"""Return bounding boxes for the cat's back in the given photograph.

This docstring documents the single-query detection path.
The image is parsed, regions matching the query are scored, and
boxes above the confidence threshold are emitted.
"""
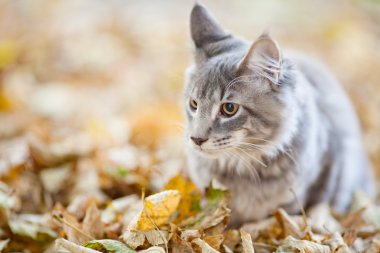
[287,52,362,138]
[287,52,375,208]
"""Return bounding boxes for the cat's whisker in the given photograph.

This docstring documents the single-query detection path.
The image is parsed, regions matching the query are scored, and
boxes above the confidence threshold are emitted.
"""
[232,140,270,155]
[242,137,299,169]
[233,145,268,167]
[229,148,261,189]
[229,149,262,189]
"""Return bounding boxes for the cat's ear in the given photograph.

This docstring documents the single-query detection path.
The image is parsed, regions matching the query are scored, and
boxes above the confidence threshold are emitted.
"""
[190,3,228,49]
[238,33,282,86]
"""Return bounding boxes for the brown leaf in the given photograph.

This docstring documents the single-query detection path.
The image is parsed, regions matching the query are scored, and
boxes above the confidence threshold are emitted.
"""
[274,208,303,239]
[192,238,220,253]
[82,202,104,239]
[53,205,91,244]
[342,228,357,247]
[240,229,255,253]
[323,232,352,253]
[203,234,224,251]
[277,236,331,253]
[170,226,194,253]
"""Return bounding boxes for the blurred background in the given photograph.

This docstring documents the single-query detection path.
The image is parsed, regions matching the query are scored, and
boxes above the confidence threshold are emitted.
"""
[1,0,380,191]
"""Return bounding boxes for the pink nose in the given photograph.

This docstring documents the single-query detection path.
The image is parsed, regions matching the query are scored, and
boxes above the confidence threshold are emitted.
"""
[191,137,208,146]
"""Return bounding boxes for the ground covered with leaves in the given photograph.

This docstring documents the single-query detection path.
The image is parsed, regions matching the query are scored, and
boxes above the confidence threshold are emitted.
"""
[2,141,380,253]
[1,0,380,252]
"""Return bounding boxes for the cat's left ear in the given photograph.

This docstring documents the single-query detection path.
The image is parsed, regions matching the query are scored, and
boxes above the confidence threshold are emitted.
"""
[238,33,282,87]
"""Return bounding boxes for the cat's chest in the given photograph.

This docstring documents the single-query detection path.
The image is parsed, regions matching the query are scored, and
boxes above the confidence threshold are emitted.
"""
[211,156,300,222]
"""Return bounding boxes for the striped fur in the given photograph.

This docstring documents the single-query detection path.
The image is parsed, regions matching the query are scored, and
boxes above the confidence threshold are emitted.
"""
[185,3,375,226]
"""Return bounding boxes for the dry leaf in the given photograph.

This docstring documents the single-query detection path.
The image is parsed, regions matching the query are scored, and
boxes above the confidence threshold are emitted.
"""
[137,190,181,231]
[170,226,194,253]
[55,207,90,244]
[276,236,331,253]
[8,214,57,240]
[55,238,100,253]
[192,238,220,253]
[307,203,342,233]
[101,194,141,224]
[164,174,201,222]
[203,234,224,251]
[139,246,166,253]
[0,239,9,251]
[364,239,380,253]
[82,202,104,239]
[274,208,303,239]
[145,229,169,246]
[122,229,146,249]
[83,239,136,253]
[342,228,357,247]
[323,232,352,253]
[240,230,255,253]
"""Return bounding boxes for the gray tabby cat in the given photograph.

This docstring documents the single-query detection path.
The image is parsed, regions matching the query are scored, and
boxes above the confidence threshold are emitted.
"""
[184,3,375,226]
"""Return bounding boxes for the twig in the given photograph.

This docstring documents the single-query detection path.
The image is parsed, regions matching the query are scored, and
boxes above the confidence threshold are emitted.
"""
[289,187,308,229]
[52,214,95,241]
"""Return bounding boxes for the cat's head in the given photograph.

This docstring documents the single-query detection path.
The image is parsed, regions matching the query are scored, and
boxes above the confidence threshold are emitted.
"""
[185,3,299,159]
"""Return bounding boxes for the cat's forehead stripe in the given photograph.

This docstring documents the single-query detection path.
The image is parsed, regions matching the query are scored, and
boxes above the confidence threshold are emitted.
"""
[197,60,235,100]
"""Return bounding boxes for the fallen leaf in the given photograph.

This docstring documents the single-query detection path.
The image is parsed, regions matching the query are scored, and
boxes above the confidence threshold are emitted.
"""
[100,194,141,225]
[163,174,201,222]
[0,182,20,211]
[121,229,146,249]
[307,203,342,233]
[342,228,357,247]
[0,239,9,251]
[323,232,352,253]
[240,217,280,241]
[8,214,57,240]
[137,190,181,231]
[180,180,230,231]
[144,229,169,246]
[83,239,136,253]
[53,206,91,244]
[192,238,220,253]
[82,202,104,239]
[169,226,194,253]
[350,191,380,227]
[364,238,380,253]
[240,229,255,253]
[276,236,331,253]
[203,234,224,251]
[138,246,166,253]
[39,163,73,193]
[55,238,101,253]
[274,208,303,239]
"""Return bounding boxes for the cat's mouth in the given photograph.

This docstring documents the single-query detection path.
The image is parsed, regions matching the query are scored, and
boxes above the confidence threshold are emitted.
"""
[190,142,231,158]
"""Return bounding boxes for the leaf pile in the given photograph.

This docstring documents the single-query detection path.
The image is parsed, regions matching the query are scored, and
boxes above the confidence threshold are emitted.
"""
[2,160,380,253]
[1,0,380,252]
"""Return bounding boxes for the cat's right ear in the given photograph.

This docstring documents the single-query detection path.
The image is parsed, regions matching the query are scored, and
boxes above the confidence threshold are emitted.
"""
[237,33,282,87]
[190,3,228,56]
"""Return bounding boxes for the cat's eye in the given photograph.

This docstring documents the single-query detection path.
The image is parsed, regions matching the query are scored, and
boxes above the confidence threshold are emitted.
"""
[189,99,198,111]
[221,103,239,117]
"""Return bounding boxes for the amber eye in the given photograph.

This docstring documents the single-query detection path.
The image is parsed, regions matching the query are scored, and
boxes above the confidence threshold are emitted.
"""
[221,103,239,117]
[189,99,198,111]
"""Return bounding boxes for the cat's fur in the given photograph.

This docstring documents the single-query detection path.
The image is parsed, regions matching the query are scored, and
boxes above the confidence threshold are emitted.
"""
[184,3,375,226]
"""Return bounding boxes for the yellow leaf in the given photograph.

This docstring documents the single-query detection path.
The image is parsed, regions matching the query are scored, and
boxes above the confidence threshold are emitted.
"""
[0,40,18,68]
[164,174,201,222]
[137,190,181,231]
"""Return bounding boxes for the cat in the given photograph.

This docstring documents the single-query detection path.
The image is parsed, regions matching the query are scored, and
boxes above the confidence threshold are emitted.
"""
[184,3,375,226]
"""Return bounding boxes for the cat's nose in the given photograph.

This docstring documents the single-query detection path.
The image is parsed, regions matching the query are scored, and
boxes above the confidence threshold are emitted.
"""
[191,137,208,146]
